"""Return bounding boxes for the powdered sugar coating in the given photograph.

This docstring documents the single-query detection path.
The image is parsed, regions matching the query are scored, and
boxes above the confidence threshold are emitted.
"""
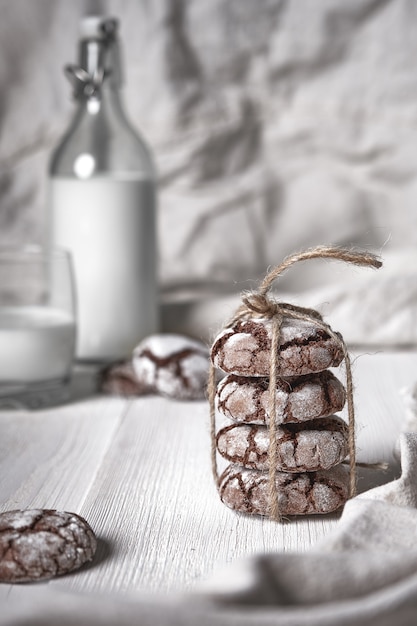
[219,464,349,516]
[216,416,349,472]
[133,333,209,400]
[137,334,205,359]
[211,318,343,377]
[0,509,96,583]
[216,371,346,425]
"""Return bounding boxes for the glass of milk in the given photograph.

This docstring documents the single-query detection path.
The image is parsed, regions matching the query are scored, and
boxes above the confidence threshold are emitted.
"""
[0,246,76,408]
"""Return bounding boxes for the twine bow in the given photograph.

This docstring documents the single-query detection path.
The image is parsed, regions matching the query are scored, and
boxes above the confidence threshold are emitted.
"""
[208,246,382,521]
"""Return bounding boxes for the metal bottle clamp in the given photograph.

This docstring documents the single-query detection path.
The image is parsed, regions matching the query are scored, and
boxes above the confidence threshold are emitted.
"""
[64,18,118,98]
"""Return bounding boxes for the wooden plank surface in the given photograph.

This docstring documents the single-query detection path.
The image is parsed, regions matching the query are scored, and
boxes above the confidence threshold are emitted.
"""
[0,397,128,514]
[1,351,417,601]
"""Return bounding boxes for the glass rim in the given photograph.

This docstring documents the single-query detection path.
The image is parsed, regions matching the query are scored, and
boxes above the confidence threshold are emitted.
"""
[0,246,72,264]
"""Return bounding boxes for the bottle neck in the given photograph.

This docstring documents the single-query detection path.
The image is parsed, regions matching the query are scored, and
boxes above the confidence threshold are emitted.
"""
[67,34,130,127]
[76,79,125,119]
[50,18,154,178]
[81,36,122,90]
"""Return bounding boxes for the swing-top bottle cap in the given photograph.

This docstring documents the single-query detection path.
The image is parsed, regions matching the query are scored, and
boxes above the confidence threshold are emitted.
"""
[65,15,122,97]
[79,16,119,41]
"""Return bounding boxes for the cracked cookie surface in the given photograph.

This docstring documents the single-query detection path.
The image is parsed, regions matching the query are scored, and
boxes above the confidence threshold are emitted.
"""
[0,509,97,583]
[133,334,209,400]
[219,464,349,516]
[216,370,346,425]
[216,416,349,472]
[211,318,343,377]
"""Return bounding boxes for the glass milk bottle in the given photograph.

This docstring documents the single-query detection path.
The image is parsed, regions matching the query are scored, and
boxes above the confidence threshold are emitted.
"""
[49,16,158,362]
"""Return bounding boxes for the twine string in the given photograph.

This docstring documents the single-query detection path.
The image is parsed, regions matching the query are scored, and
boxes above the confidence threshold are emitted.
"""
[209,360,219,486]
[208,246,382,520]
[258,246,382,296]
[267,316,283,521]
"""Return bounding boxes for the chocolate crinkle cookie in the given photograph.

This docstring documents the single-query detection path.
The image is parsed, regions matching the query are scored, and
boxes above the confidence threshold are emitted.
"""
[216,416,349,472]
[0,509,97,583]
[99,334,210,401]
[219,463,349,517]
[211,318,344,377]
[216,370,346,425]
[133,333,210,400]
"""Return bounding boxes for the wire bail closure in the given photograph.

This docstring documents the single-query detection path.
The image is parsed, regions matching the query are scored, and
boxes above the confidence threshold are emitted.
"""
[64,18,118,98]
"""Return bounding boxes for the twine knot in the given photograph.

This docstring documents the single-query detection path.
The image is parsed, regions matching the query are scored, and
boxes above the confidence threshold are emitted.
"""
[240,294,325,324]
[241,293,281,318]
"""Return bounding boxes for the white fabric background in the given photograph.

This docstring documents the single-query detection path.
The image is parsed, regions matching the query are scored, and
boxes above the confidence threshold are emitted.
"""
[0,0,416,344]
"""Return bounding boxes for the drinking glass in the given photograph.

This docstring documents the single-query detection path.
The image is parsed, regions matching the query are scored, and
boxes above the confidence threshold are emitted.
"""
[0,246,76,408]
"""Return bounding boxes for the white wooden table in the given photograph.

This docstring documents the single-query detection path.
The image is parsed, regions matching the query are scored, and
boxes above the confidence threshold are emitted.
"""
[0,350,415,603]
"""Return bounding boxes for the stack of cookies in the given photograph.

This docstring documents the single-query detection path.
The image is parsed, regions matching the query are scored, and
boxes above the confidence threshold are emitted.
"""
[210,316,351,518]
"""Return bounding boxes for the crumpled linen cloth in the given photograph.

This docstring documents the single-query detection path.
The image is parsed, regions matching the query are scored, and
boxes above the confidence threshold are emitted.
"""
[3,434,417,626]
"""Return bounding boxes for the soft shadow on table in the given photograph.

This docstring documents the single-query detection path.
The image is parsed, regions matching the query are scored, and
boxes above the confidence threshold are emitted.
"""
[356,460,401,494]
[67,365,102,404]
[0,364,102,411]
[275,461,402,526]
[84,537,114,572]
[57,537,114,581]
